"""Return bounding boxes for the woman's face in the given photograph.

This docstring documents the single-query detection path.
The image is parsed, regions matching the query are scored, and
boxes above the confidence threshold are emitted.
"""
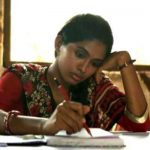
[56,40,106,85]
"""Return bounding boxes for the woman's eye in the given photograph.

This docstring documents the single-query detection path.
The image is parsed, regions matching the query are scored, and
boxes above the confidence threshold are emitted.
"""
[91,60,103,68]
[75,49,87,59]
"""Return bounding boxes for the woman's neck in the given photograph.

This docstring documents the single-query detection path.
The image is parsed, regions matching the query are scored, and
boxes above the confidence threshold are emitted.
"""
[48,61,69,89]
[47,62,69,105]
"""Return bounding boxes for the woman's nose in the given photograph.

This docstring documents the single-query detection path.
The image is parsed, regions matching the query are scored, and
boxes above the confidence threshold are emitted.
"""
[78,60,90,73]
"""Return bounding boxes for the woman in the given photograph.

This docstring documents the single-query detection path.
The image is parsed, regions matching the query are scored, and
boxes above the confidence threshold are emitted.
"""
[0,14,149,135]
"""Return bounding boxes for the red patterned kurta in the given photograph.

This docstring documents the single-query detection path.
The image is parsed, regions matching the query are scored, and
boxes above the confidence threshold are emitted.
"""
[0,63,149,131]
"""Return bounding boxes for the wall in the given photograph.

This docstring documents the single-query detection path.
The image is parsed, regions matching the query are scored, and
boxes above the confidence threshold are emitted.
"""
[0,0,4,67]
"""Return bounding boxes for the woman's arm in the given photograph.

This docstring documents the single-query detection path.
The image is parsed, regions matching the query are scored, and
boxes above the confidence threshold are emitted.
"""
[95,51,149,129]
[0,101,90,135]
[0,70,90,135]
[0,109,60,135]
[0,109,48,135]
[117,51,147,116]
[0,71,49,135]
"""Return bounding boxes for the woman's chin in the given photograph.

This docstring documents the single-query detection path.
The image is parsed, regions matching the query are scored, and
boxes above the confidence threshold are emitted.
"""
[68,79,81,86]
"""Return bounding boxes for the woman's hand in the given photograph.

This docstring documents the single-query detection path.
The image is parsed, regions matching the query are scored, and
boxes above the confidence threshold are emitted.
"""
[95,51,131,83]
[41,101,90,135]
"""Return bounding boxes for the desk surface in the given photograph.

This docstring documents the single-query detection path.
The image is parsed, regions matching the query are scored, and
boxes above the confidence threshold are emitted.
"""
[0,132,149,150]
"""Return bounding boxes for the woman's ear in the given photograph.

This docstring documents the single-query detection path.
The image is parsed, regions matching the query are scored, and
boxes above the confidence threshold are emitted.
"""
[55,35,63,56]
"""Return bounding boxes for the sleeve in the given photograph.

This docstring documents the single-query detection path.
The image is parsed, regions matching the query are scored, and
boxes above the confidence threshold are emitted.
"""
[91,76,126,130]
[0,71,24,113]
[117,108,149,132]
[91,76,149,132]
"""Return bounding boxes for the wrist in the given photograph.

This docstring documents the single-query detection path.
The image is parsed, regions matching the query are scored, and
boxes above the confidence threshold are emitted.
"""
[38,118,48,135]
[3,110,21,134]
[40,119,58,135]
[118,59,136,70]
[116,51,136,70]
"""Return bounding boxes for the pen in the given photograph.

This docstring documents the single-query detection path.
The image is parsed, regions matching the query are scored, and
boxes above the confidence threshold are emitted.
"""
[54,77,92,137]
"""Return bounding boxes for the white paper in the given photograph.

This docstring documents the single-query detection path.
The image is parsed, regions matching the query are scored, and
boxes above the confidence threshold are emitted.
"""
[46,128,124,147]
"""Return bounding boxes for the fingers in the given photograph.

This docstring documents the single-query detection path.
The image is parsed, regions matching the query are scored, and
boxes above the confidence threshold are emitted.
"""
[82,105,90,115]
[58,103,83,131]
[95,71,105,84]
[56,101,87,134]
[95,51,121,84]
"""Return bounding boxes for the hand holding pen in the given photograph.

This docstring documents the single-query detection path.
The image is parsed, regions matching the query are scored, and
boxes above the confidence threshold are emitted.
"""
[54,77,92,137]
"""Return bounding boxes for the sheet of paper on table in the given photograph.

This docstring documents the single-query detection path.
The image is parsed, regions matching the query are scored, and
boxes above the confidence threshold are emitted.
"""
[0,128,125,147]
[46,128,125,147]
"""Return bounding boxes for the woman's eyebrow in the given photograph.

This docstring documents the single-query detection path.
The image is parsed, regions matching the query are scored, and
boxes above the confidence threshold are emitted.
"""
[77,46,104,62]
[77,46,88,53]
[77,46,104,61]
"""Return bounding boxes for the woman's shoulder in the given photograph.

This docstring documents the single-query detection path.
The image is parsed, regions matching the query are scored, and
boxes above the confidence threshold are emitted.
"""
[7,63,47,73]
[3,63,48,80]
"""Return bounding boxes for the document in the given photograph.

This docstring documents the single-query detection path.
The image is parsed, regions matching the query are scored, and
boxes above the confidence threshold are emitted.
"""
[47,128,125,147]
[0,128,125,147]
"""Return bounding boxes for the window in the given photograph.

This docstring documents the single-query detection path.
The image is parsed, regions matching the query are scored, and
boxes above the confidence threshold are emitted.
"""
[4,0,150,70]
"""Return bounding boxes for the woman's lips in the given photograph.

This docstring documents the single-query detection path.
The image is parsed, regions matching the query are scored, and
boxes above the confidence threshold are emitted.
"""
[72,73,83,82]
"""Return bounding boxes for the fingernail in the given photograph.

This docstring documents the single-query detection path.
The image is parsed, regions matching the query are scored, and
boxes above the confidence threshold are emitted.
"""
[82,118,86,123]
